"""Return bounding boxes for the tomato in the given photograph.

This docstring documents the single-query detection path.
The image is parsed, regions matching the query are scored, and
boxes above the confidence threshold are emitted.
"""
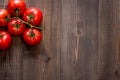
[23,8,43,26]
[0,9,11,27]
[23,28,42,46]
[8,0,26,16]
[0,31,12,50]
[8,18,26,36]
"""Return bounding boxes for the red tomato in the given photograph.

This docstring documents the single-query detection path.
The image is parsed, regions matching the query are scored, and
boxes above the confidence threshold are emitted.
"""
[23,28,42,46]
[8,18,26,36]
[8,0,26,16]
[0,9,11,27]
[23,8,43,26]
[0,31,12,50]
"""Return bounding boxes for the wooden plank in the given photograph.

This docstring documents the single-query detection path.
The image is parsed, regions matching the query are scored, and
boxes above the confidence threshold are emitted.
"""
[61,0,98,80]
[43,0,61,80]
[98,0,120,80]
[112,0,120,79]
[98,0,116,80]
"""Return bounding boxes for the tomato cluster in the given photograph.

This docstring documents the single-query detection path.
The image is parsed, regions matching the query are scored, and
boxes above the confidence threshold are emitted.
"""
[0,0,43,50]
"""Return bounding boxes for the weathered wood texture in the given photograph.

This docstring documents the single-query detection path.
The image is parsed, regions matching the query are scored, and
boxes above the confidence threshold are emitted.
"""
[0,0,120,80]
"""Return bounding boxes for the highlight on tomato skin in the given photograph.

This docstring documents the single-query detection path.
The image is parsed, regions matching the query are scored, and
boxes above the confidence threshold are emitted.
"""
[0,31,12,50]
[8,0,26,16]
[23,7,43,26]
[23,28,42,46]
[0,9,11,27]
[8,18,26,36]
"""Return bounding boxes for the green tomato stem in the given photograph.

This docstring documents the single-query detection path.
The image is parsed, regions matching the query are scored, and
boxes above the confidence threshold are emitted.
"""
[14,17,43,30]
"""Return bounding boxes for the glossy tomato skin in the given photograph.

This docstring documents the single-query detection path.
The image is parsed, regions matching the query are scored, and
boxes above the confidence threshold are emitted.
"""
[23,8,43,26]
[0,9,11,27]
[8,18,26,36]
[23,28,42,46]
[0,31,12,50]
[8,0,26,16]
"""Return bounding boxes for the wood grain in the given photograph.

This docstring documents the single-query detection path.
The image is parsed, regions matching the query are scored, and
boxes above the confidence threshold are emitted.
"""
[0,0,120,80]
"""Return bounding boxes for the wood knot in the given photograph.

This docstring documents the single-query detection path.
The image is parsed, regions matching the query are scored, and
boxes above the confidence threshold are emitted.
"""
[115,70,120,78]
[115,70,119,75]
[46,57,51,63]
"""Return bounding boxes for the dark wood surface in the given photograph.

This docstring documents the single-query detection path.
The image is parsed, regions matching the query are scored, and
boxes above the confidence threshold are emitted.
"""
[0,0,120,80]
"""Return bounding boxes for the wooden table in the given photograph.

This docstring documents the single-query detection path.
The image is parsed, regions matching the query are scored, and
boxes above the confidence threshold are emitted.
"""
[0,0,120,80]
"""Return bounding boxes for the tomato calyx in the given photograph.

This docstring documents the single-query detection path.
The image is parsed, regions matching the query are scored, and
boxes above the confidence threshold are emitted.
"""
[29,29,35,38]
[14,8,20,16]
[0,34,2,38]
[5,16,11,22]
[28,14,34,21]
[29,32,35,38]
[12,23,20,29]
